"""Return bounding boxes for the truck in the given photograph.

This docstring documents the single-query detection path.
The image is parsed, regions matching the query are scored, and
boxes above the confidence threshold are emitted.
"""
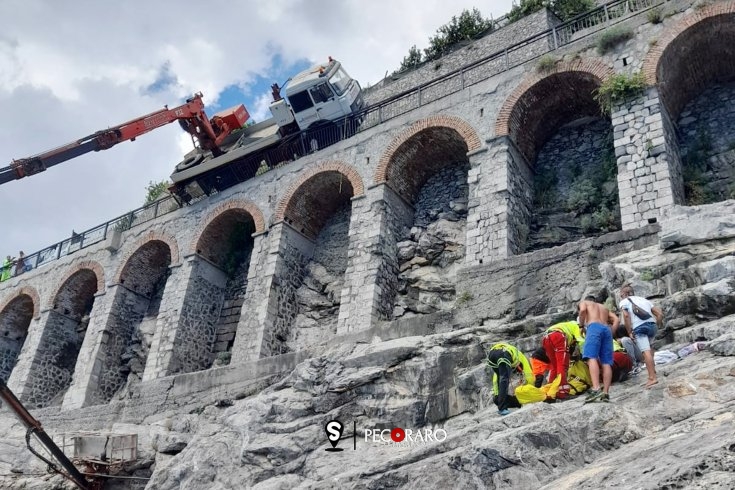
[168,56,364,203]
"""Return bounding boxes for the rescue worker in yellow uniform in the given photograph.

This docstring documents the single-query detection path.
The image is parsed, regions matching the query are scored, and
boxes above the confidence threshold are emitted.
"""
[542,321,585,400]
[486,343,534,416]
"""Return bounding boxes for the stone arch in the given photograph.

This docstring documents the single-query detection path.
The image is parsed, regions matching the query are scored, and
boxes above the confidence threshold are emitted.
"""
[374,115,481,201]
[494,58,615,163]
[23,268,99,408]
[0,286,40,320]
[275,161,364,239]
[47,261,105,309]
[0,290,37,382]
[94,239,173,403]
[113,231,180,284]
[179,200,265,371]
[189,199,266,257]
[642,2,735,205]
[642,1,735,118]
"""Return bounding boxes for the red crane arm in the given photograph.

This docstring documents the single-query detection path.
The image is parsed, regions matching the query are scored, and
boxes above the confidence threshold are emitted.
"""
[0,92,232,185]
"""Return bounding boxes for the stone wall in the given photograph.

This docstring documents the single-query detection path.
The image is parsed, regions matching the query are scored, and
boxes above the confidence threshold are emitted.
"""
[212,255,251,364]
[168,259,226,375]
[0,295,33,382]
[269,227,311,356]
[24,311,85,408]
[678,82,735,203]
[94,285,149,404]
[288,204,350,351]
[364,9,560,105]
[528,117,620,251]
[613,87,682,229]
[394,164,468,317]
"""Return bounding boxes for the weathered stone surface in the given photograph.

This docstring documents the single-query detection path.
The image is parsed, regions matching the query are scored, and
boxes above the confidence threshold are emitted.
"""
[659,201,735,249]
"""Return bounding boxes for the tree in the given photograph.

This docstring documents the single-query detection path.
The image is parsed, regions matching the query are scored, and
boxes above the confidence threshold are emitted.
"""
[397,45,423,73]
[508,0,594,23]
[423,8,493,61]
[144,180,169,205]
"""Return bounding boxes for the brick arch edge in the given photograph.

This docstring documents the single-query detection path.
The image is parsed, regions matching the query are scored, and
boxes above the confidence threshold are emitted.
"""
[188,198,267,255]
[642,1,735,85]
[374,114,482,185]
[0,286,41,320]
[274,161,365,222]
[112,231,181,284]
[494,57,616,138]
[46,260,106,309]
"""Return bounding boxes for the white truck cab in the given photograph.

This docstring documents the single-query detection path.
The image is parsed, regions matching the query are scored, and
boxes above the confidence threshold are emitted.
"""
[269,57,364,131]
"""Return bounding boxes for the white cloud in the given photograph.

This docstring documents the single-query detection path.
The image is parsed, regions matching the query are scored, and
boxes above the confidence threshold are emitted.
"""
[0,0,515,258]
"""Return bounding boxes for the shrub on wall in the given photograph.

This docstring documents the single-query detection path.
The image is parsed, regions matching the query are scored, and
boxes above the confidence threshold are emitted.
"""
[596,26,634,54]
[593,71,647,114]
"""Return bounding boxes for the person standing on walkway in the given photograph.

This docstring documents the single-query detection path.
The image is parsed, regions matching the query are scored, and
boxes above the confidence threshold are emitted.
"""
[619,285,664,389]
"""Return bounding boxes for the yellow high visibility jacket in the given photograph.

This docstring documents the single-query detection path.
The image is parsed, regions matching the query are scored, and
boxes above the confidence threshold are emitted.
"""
[546,321,585,346]
[487,343,534,395]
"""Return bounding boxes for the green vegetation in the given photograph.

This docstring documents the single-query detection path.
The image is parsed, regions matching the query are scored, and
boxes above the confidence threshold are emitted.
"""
[215,351,232,366]
[596,26,634,54]
[144,180,170,205]
[564,133,619,233]
[536,54,559,73]
[647,7,663,24]
[682,127,715,205]
[394,8,492,74]
[508,0,595,23]
[639,269,655,281]
[456,291,474,307]
[593,71,647,114]
[423,8,493,60]
[397,45,423,73]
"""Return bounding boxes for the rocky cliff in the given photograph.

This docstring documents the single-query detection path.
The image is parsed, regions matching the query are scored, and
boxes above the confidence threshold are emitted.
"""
[1,202,735,490]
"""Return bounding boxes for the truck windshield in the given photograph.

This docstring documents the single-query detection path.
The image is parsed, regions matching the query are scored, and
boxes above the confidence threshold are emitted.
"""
[329,68,351,96]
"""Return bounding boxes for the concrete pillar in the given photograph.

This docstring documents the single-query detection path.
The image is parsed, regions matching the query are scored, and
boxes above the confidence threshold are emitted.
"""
[613,86,685,229]
[337,184,413,335]
[465,138,532,266]
[231,224,314,362]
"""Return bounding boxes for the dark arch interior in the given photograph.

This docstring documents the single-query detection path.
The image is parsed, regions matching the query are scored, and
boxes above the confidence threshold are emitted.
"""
[196,209,256,275]
[508,72,603,164]
[385,127,469,203]
[283,171,355,239]
[0,294,34,382]
[657,14,735,121]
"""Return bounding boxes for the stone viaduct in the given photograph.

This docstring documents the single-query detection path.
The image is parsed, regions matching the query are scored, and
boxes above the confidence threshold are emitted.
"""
[1,0,734,412]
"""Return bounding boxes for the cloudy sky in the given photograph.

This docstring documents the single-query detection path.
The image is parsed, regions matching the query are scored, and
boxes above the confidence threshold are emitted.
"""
[0,0,514,261]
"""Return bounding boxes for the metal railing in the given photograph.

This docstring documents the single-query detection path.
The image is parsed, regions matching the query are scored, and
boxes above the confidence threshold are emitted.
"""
[0,195,180,282]
[2,0,666,279]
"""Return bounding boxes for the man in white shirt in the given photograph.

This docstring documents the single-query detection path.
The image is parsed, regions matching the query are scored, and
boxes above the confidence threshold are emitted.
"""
[619,285,664,389]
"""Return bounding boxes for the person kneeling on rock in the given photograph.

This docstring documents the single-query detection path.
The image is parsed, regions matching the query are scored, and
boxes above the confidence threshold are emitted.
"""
[541,320,586,400]
[486,343,534,416]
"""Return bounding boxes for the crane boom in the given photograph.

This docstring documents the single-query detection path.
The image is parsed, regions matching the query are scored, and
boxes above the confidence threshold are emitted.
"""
[0,93,246,186]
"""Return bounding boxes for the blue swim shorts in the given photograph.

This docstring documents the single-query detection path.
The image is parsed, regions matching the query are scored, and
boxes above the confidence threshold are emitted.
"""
[582,322,614,366]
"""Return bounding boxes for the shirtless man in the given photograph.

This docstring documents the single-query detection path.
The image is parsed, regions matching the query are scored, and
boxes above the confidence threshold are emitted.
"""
[578,295,619,403]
